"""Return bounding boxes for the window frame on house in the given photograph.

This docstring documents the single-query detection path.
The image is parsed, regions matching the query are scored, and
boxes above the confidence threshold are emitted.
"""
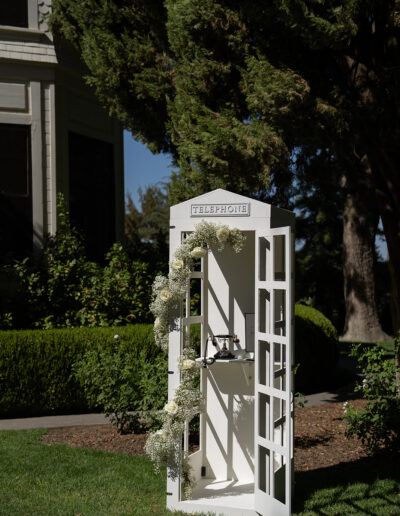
[0,122,33,262]
[0,1,39,31]
[68,130,116,263]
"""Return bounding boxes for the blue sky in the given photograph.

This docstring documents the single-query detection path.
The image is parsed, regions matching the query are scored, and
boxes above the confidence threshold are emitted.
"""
[124,131,173,207]
[123,131,388,259]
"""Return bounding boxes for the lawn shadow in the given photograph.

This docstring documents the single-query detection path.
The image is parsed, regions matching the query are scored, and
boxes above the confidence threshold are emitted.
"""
[293,453,400,515]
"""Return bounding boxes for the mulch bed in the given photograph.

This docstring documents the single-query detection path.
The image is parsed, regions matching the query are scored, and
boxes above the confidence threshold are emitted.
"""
[295,399,368,471]
[42,399,369,471]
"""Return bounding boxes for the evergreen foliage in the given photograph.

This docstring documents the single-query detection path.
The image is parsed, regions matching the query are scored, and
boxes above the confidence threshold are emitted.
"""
[51,0,399,337]
[0,324,160,418]
[125,184,169,267]
[295,304,339,393]
[295,150,345,329]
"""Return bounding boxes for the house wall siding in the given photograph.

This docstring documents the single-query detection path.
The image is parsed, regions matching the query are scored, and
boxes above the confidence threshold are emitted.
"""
[0,0,124,251]
[0,37,57,64]
[41,81,55,234]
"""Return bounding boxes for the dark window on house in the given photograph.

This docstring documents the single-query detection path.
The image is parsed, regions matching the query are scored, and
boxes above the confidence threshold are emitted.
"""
[68,132,115,262]
[0,124,32,263]
[0,1,28,28]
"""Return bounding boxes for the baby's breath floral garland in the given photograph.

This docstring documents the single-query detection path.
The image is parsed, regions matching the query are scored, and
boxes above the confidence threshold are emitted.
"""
[145,221,245,497]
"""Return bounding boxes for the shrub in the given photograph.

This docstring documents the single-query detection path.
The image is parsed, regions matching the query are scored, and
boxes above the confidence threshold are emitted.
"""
[13,195,154,329]
[76,245,154,327]
[13,194,96,328]
[0,325,158,418]
[343,334,400,453]
[295,303,339,393]
[74,325,201,434]
[74,332,168,433]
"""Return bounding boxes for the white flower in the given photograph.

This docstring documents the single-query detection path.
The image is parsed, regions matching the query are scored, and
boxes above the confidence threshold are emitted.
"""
[171,259,184,270]
[154,317,162,330]
[155,429,167,437]
[114,334,119,340]
[160,289,171,301]
[191,247,207,259]
[343,401,349,412]
[164,400,178,414]
[182,359,195,370]
[362,378,368,389]
[216,227,229,242]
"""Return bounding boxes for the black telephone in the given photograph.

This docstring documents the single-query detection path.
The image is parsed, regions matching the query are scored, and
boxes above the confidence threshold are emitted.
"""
[202,334,239,368]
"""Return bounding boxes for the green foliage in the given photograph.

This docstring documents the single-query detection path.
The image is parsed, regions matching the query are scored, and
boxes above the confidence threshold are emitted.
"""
[0,324,156,418]
[125,184,169,268]
[0,327,89,417]
[0,430,176,516]
[343,334,400,453]
[0,311,12,330]
[1,430,400,516]
[14,194,96,328]
[295,304,339,393]
[51,0,399,341]
[51,0,172,154]
[74,331,168,433]
[77,244,154,327]
[294,150,345,330]
[74,324,201,436]
[13,194,153,328]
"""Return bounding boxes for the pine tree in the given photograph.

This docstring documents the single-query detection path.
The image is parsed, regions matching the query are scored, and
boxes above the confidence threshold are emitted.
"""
[52,1,400,345]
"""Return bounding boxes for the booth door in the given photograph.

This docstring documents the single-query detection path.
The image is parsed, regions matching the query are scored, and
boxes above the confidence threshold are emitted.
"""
[254,226,293,516]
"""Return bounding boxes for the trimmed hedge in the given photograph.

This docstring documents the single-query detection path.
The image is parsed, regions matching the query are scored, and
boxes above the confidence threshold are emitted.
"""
[295,304,339,393]
[0,308,335,418]
[0,325,158,418]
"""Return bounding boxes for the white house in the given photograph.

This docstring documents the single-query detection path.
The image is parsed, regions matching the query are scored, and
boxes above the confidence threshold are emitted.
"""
[0,0,124,263]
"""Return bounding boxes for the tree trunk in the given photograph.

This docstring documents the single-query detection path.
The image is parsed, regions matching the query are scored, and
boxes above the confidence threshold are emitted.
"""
[341,170,391,342]
[368,150,400,381]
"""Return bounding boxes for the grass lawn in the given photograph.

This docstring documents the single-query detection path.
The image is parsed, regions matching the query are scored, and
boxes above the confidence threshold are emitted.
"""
[293,461,400,515]
[1,429,399,516]
[338,339,396,359]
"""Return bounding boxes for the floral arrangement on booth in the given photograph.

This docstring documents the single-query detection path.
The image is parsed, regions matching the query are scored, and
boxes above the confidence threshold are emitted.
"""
[145,221,245,497]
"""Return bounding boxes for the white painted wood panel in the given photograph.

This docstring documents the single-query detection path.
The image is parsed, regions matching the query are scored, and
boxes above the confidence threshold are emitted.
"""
[167,189,294,516]
[0,81,27,110]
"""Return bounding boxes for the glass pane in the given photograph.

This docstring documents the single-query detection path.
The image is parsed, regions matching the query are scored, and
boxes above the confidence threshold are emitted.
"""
[188,414,200,455]
[258,236,270,281]
[259,393,270,440]
[258,289,270,333]
[69,132,115,262]
[190,278,201,316]
[189,323,201,354]
[273,289,286,336]
[258,446,270,494]
[259,341,270,386]
[273,398,286,447]
[273,343,286,392]
[0,124,32,262]
[273,452,286,503]
[0,0,28,28]
[274,235,286,281]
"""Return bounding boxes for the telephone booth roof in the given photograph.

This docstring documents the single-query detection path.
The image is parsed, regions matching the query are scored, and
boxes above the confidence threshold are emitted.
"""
[170,189,294,230]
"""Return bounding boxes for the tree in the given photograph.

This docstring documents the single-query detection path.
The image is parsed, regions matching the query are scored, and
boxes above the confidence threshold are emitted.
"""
[295,146,391,340]
[125,184,169,267]
[51,1,399,345]
[294,149,345,330]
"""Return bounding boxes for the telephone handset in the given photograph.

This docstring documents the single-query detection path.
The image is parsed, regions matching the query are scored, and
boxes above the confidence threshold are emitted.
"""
[202,334,239,368]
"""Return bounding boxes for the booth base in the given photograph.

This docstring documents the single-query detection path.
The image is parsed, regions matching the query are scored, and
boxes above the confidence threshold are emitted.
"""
[170,479,258,516]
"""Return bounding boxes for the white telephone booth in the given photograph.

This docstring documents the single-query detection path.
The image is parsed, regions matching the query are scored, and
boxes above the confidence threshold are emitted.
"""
[167,189,294,516]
